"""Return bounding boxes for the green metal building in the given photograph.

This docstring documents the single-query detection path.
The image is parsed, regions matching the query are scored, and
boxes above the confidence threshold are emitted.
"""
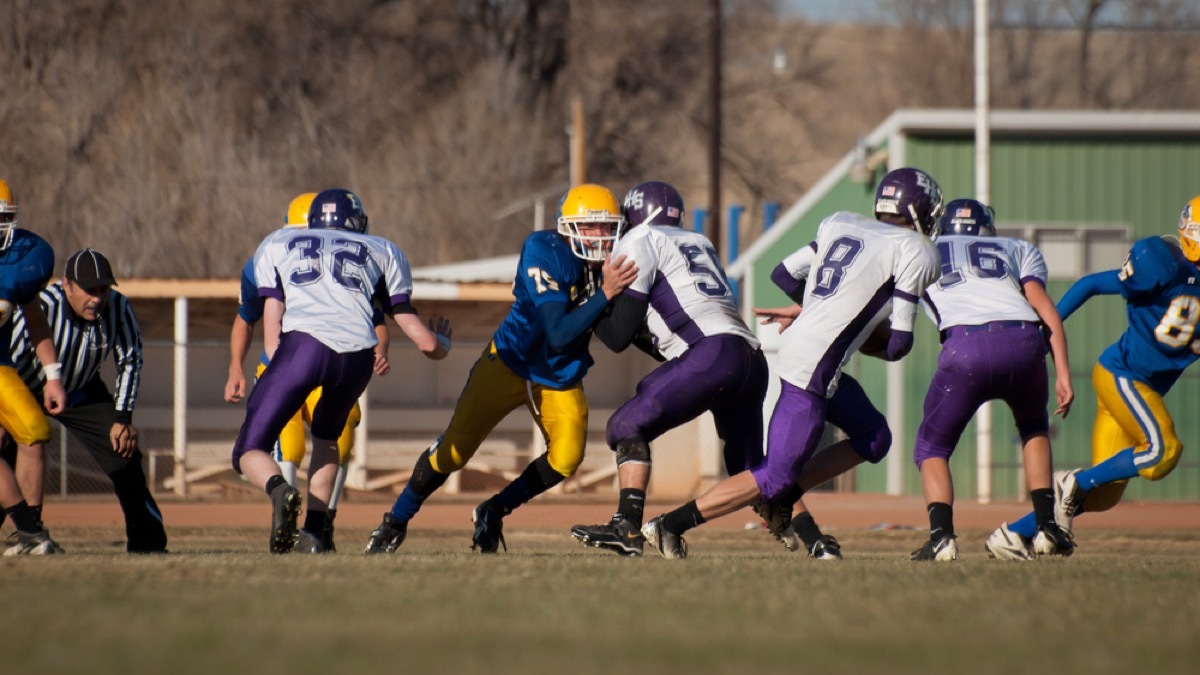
[729,109,1200,502]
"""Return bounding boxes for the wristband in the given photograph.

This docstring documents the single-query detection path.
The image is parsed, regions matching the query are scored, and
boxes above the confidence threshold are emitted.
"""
[43,363,63,381]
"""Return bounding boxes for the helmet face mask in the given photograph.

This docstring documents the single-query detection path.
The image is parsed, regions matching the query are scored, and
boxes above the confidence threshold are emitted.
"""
[873,167,944,238]
[937,199,996,238]
[308,189,368,233]
[1179,196,1200,264]
[557,184,625,262]
[0,179,19,251]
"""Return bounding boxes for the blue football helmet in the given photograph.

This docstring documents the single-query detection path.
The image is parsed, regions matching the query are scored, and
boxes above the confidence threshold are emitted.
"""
[937,199,996,237]
[874,167,944,237]
[308,188,368,233]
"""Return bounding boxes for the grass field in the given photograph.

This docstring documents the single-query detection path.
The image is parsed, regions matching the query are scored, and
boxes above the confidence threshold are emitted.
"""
[3,521,1199,675]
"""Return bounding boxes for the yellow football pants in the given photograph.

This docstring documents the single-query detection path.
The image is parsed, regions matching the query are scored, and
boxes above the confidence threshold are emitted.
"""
[429,342,588,478]
[256,362,358,465]
[0,366,51,446]
[1085,363,1183,511]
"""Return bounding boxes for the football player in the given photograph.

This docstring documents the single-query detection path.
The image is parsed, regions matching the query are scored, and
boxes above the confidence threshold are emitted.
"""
[224,192,390,552]
[233,188,450,554]
[988,195,1200,557]
[641,168,942,559]
[570,180,768,557]
[365,184,638,554]
[0,178,67,554]
[904,199,1073,562]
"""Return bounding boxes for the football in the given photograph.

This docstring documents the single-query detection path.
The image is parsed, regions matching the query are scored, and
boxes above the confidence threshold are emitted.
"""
[858,319,891,358]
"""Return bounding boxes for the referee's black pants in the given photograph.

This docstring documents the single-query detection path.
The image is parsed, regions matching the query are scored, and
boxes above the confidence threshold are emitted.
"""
[2,376,168,552]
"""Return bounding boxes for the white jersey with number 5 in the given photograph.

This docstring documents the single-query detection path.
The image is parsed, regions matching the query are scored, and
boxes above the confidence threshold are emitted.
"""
[615,225,758,360]
[775,211,939,396]
[253,227,413,353]
[921,235,1045,330]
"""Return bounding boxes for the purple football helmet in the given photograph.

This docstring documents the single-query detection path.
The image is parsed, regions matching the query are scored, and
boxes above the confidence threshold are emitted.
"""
[308,188,368,233]
[623,181,685,228]
[937,199,996,237]
[873,168,944,237]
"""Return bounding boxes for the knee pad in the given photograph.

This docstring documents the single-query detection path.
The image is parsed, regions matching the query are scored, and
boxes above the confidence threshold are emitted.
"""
[852,424,892,464]
[1138,439,1182,481]
[614,436,651,467]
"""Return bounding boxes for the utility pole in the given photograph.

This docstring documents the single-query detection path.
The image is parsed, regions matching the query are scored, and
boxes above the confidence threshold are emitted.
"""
[708,0,723,262]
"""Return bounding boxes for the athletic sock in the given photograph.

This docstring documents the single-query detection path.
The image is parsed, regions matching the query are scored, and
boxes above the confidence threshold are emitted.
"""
[4,501,40,533]
[389,451,449,522]
[493,454,565,515]
[265,474,288,497]
[661,501,706,536]
[1009,512,1037,539]
[1075,449,1139,491]
[927,502,954,540]
[1030,488,1055,530]
[303,509,328,534]
[618,488,646,528]
[791,511,824,551]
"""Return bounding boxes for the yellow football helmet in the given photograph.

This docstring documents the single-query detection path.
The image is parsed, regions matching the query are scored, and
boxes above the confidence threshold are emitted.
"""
[1179,195,1200,264]
[0,179,19,250]
[557,184,625,262]
[285,192,318,228]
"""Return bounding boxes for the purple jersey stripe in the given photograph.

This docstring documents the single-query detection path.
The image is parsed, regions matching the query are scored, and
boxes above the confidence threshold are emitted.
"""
[808,281,894,396]
[649,271,706,346]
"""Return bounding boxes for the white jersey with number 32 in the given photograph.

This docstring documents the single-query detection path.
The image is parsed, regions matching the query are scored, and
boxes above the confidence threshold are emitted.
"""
[775,211,939,396]
[253,227,413,353]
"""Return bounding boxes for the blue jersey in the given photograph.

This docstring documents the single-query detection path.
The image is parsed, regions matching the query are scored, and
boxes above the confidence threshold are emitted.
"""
[0,230,55,368]
[1060,237,1200,395]
[492,230,597,388]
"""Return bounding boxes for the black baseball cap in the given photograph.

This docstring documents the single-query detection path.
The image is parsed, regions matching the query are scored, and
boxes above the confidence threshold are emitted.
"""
[65,248,118,288]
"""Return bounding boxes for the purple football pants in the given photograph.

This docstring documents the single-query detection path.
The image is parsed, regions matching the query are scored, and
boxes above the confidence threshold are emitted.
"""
[606,334,768,475]
[913,321,1049,466]
[231,331,374,473]
[752,374,890,500]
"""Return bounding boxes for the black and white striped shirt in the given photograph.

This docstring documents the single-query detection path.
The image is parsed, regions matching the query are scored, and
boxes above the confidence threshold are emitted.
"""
[10,282,143,416]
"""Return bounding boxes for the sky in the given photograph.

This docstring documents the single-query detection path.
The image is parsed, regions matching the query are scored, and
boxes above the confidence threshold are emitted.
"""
[781,0,888,23]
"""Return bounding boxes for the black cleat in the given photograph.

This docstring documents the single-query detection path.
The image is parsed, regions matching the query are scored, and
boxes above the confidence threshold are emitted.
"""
[571,513,645,557]
[364,513,408,554]
[471,500,507,554]
[269,483,302,554]
[809,534,844,560]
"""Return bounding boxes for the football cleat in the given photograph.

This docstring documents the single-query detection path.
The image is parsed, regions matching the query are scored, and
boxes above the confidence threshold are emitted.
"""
[1053,469,1085,534]
[3,528,64,556]
[295,529,327,554]
[641,516,688,560]
[752,498,801,552]
[364,513,408,554]
[1032,523,1075,558]
[985,523,1034,561]
[471,500,507,554]
[808,534,843,560]
[910,534,958,562]
[268,483,302,554]
[570,513,644,557]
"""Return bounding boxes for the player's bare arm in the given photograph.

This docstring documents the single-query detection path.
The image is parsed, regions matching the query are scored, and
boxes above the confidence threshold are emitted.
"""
[753,304,801,333]
[21,300,66,415]
[372,323,392,376]
[393,312,451,360]
[1024,279,1074,418]
[225,315,254,403]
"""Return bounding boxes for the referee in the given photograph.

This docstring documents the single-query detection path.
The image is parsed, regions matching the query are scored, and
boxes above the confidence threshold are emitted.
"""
[2,248,167,553]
